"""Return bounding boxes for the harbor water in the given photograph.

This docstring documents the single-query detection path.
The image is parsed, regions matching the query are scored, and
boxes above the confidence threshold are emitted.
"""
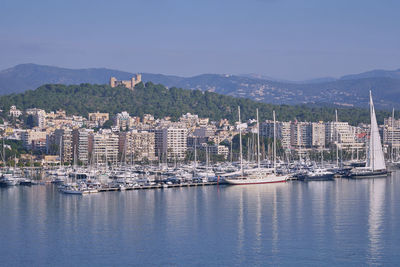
[1,173,400,266]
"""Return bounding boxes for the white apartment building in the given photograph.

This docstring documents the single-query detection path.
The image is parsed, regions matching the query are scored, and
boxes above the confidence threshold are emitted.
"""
[73,128,93,165]
[311,122,325,148]
[9,106,22,117]
[291,122,312,148]
[122,130,156,162]
[21,129,47,151]
[383,118,400,149]
[155,126,188,160]
[92,131,119,165]
[54,128,73,163]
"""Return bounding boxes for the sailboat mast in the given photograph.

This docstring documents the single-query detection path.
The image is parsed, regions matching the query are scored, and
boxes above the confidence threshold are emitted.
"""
[256,109,261,169]
[59,136,62,167]
[273,110,276,169]
[238,106,244,176]
[194,137,197,169]
[391,108,395,162]
[2,138,5,165]
[370,90,374,171]
[230,139,233,163]
[335,109,339,167]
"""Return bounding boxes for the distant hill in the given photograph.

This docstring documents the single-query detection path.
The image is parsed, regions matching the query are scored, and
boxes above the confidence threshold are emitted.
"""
[0,82,393,125]
[0,63,184,95]
[341,69,400,80]
[1,63,400,109]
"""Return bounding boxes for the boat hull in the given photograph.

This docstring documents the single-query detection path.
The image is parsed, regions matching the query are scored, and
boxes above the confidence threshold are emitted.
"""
[224,176,288,185]
[298,174,335,181]
[349,170,389,179]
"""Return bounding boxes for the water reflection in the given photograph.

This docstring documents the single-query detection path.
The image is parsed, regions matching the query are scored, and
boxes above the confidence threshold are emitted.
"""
[367,178,386,264]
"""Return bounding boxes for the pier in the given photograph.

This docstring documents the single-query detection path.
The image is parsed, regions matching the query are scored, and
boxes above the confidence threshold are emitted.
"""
[98,181,219,192]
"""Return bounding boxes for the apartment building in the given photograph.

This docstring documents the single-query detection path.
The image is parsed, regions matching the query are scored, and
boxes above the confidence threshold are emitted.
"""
[53,128,73,163]
[155,126,188,160]
[91,130,119,164]
[120,130,156,162]
[72,128,93,165]
[311,122,325,148]
[21,129,47,151]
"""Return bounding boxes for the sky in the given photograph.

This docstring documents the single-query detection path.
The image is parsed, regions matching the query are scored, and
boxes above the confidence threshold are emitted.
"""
[1,0,399,80]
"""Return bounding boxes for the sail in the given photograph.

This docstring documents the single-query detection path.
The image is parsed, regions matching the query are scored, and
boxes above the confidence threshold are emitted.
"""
[366,91,386,171]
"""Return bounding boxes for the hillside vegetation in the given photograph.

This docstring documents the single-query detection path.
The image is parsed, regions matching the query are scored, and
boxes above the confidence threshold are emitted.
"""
[0,82,393,124]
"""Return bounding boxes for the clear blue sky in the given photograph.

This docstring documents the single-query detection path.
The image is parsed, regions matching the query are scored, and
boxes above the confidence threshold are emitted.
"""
[1,0,399,80]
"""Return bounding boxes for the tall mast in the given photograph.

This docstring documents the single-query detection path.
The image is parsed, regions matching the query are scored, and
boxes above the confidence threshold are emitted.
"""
[391,108,395,162]
[370,90,374,171]
[59,135,62,167]
[105,144,108,170]
[335,109,339,167]
[194,137,197,169]
[230,139,233,163]
[2,137,5,165]
[238,106,244,176]
[273,110,276,169]
[256,108,261,169]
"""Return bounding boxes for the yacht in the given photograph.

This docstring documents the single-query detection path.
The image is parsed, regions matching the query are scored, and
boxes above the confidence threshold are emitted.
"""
[350,91,388,178]
[224,108,288,185]
[0,173,18,186]
[297,167,335,181]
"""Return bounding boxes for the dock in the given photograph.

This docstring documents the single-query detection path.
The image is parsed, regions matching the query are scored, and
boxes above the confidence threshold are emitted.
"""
[98,182,219,192]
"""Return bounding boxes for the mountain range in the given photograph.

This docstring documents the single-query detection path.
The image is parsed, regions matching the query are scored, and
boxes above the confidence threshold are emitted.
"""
[1,63,400,109]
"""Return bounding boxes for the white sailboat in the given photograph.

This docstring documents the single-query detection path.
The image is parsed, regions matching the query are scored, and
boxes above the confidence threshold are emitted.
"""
[350,91,388,178]
[224,108,288,185]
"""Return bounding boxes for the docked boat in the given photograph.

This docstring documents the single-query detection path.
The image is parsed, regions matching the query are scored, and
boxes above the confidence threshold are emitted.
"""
[0,174,18,186]
[224,168,288,185]
[18,178,33,186]
[297,168,335,181]
[350,91,388,179]
[59,183,99,195]
[224,108,288,185]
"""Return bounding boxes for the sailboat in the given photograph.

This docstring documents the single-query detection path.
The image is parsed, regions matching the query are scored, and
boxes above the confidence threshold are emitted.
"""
[224,108,288,185]
[350,91,388,178]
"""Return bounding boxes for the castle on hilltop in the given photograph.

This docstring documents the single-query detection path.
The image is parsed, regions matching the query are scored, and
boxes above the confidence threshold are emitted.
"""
[110,74,142,90]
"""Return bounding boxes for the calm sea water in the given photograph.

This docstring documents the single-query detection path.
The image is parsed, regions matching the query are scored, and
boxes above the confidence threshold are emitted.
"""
[1,174,400,266]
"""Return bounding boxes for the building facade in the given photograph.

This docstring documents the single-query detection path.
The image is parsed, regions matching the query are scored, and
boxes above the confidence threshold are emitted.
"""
[155,126,188,160]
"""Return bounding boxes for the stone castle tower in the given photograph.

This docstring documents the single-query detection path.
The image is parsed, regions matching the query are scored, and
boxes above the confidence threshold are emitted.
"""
[110,74,142,90]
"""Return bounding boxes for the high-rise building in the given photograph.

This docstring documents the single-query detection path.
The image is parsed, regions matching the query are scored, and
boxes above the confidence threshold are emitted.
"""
[311,122,325,148]
[72,128,93,165]
[120,130,156,162]
[383,117,400,149]
[21,129,47,151]
[54,128,73,163]
[155,126,188,160]
[291,122,312,148]
[91,130,119,165]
